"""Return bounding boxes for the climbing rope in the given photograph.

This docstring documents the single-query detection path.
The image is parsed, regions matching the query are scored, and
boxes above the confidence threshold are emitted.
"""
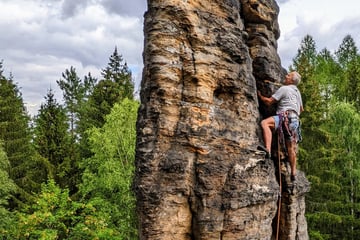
[275,111,296,239]
[275,135,282,240]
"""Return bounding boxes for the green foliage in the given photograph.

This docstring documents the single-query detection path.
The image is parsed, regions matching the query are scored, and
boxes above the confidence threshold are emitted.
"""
[1,51,138,237]
[12,180,121,239]
[290,35,327,174]
[79,98,139,239]
[291,34,360,239]
[0,141,17,236]
[84,47,135,130]
[307,212,342,239]
[0,68,47,207]
[57,66,81,135]
[78,48,134,161]
[101,46,134,100]
[56,67,97,194]
[332,35,360,111]
[78,47,135,159]
[0,141,16,204]
[57,66,95,143]
[324,102,360,149]
[335,35,358,68]
[84,79,122,128]
[33,89,73,189]
[309,230,330,240]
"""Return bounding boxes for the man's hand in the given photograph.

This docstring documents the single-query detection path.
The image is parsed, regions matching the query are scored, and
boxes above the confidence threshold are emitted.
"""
[257,90,262,98]
[257,91,276,106]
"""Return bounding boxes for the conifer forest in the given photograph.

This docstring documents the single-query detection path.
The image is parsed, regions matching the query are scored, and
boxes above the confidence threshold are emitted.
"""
[1,34,360,239]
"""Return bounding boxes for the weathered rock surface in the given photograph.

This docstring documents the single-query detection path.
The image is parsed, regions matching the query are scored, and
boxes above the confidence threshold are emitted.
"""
[134,0,310,239]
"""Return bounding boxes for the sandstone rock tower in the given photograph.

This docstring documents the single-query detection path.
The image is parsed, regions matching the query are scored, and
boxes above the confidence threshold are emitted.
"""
[134,1,310,239]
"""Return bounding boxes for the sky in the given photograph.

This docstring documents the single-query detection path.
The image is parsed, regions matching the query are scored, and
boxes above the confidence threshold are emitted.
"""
[1,0,360,116]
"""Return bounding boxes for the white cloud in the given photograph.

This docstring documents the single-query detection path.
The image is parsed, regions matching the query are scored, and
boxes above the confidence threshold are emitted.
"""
[0,0,146,115]
[277,0,360,68]
[1,0,360,116]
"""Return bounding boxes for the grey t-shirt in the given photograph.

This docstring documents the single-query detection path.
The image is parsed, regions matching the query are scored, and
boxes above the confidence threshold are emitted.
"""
[272,85,303,115]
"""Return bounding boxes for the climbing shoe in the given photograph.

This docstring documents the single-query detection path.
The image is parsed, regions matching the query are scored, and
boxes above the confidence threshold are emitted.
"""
[288,175,297,195]
[291,175,296,182]
[257,145,271,159]
[287,183,295,195]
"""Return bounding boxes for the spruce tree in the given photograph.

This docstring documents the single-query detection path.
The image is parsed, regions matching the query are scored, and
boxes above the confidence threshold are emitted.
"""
[291,34,360,239]
[101,46,134,100]
[56,67,95,194]
[81,47,135,134]
[0,63,47,207]
[77,72,98,159]
[291,34,326,173]
[56,66,83,141]
[290,36,336,239]
[84,79,122,128]
[308,102,360,239]
[334,35,360,110]
[33,89,72,189]
[0,141,16,236]
[335,35,358,68]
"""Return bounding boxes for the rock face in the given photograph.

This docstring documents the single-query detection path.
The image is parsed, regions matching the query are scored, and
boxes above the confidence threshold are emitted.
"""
[134,0,310,239]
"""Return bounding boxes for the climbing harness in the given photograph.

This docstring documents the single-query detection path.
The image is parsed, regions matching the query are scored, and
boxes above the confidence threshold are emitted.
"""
[277,110,302,153]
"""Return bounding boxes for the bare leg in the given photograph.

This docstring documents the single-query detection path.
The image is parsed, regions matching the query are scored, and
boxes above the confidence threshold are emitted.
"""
[286,140,297,178]
[260,117,275,152]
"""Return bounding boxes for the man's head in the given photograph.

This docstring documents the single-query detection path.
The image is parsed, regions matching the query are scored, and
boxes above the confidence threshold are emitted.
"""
[284,71,301,86]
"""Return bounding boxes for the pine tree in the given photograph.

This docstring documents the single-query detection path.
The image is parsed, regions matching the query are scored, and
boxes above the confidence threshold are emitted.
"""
[0,63,47,207]
[291,34,360,239]
[333,35,360,106]
[307,102,360,239]
[335,35,358,68]
[56,66,83,141]
[346,56,360,111]
[290,35,326,173]
[56,67,97,193]
[84,79,122,128]
[77,72,98,159]
[101,46,134,100]
[333,35,360,111]
[33,89,72,189]
[290,36,338,239]
[81,47,135,132]
[316,48,341,109]
[0,141,17,236]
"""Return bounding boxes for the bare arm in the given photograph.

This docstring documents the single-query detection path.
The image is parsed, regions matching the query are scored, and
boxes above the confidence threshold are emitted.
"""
[257,91,277,106]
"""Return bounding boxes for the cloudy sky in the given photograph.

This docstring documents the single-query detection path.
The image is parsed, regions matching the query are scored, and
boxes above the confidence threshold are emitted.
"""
[1,0,360,115]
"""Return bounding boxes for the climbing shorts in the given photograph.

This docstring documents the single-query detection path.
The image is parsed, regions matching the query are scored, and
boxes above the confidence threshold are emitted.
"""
[273,114,302,143]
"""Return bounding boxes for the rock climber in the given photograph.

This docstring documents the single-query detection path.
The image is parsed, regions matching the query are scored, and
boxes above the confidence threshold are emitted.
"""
[257,71,303,182]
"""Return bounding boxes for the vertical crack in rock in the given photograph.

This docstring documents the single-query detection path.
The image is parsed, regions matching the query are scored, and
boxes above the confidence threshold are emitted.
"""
[135,1,310,239]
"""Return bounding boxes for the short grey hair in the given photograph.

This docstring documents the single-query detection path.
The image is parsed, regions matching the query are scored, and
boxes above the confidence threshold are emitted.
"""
[292,71,301,85]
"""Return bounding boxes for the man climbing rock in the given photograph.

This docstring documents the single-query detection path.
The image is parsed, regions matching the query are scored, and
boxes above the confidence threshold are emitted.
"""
[257,71,303,182]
